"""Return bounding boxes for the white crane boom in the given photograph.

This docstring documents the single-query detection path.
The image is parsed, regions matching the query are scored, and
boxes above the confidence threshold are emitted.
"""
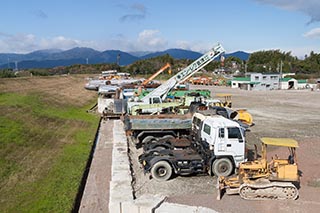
[141,43,225,104]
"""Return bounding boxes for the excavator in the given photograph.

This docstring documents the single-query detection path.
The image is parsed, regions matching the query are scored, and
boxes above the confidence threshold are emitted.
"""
[135,63,171,97]
[217,137,300,200]
[141,63,171,86]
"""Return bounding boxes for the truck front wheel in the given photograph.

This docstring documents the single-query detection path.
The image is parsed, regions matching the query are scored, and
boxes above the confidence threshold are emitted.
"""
[212,158,233,177]
[151,161,172,181]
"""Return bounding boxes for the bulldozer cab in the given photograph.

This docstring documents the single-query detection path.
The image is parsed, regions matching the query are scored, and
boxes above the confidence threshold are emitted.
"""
[260,137,299,181]
[217,137,300,200]
[216,93,232,108]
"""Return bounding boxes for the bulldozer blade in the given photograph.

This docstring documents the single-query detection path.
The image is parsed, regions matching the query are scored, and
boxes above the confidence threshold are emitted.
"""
[217,188,221,200]
[216,176,224,200]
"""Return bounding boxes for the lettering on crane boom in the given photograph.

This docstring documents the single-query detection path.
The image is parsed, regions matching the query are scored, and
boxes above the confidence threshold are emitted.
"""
[175,50,219,81]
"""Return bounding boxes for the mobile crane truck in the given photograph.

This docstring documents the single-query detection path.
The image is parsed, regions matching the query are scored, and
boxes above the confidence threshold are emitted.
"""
[127,43,225,115]
[138,113,246,181]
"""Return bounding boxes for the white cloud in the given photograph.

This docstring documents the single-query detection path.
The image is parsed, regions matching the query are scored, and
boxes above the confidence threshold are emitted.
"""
[0,33,90,53]
[303,27,320,38]
[175,40,191,50]
[175,40,215,53]
[136,30,167,50]
[0,33,37,53]
[0,30,212,54]
[253,0,320,23]
[39,36,79,49]
[0,30,166,53]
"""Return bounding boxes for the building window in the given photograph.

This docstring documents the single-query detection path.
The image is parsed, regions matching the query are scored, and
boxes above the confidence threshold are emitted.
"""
[255,76,259,81]
[270,76,278,80]
[263,76,267,79]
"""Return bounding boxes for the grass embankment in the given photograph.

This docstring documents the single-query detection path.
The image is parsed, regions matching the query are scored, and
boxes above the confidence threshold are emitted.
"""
[0,87,99,212]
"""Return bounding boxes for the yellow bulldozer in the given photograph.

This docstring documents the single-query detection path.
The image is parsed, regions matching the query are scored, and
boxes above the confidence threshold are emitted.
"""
[217,137,300,200]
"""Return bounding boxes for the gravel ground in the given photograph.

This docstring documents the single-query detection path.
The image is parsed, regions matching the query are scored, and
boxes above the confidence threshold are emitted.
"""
[129,85,320,213]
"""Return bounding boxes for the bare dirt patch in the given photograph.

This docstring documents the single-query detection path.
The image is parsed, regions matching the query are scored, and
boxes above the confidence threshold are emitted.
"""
[0,75,96,107]
[130,85,320,213]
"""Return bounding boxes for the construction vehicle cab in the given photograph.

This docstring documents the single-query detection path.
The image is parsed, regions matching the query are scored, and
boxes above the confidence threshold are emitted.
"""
[216,93,232,108]
[263,138,298,181]
[217,137,299,200]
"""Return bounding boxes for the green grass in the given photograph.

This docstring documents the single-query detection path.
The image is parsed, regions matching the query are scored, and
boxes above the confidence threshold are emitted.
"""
[0,92,99,212]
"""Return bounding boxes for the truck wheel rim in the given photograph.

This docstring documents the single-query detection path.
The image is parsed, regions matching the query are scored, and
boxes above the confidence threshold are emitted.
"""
[158,168,167,176]
[218,164,228,173]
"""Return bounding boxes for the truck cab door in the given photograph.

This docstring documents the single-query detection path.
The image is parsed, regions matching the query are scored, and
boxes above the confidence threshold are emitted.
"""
[200,123,212,144]
[225,127,245,166]
[216,128,227,153]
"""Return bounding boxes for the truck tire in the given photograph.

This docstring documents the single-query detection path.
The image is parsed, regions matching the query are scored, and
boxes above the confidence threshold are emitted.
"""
[161,135,174,140]
[142,136,157,144]
[151,161,172,181]
[152,146,167,151]
[212,158,233,177]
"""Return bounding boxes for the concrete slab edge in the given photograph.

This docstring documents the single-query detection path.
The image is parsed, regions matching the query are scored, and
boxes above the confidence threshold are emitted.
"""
[155,202,218,213]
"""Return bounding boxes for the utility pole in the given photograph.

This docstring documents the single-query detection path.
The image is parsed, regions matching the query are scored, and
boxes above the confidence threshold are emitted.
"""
[278,60,283,90]
[117,54,121,66]
[244,62,247,76]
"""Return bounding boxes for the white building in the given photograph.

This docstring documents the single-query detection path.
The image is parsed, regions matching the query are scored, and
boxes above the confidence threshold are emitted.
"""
[231,73,308,90]
[231,73,281,90]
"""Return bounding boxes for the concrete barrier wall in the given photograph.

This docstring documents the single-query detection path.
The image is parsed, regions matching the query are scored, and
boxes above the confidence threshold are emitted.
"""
[109,120,134,212]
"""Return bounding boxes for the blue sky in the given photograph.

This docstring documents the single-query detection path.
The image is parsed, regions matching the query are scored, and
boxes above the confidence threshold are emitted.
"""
[0,0,320,58]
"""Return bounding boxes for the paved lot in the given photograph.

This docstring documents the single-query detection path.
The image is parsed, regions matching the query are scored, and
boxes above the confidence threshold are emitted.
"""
[80,85,320,213]
[130,85,320,213]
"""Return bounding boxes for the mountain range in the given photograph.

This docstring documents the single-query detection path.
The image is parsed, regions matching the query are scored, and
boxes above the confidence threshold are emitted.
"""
[0,47,250,69]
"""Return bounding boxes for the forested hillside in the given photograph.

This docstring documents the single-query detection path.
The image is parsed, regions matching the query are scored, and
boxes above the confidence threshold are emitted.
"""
[1,50,320,78]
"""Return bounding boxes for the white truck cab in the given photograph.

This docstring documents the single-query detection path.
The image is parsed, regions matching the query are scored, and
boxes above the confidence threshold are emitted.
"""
[192,112,246,167]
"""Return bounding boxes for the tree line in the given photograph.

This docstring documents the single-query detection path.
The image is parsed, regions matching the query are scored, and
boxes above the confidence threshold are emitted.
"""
[1,50,320,78]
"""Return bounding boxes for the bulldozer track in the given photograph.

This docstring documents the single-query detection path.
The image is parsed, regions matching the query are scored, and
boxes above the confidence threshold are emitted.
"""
[239,181,299,200]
